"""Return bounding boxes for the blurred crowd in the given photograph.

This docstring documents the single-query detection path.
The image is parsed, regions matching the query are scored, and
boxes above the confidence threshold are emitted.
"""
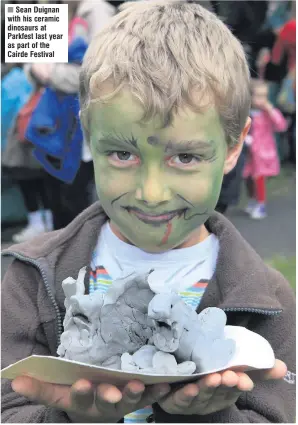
[1,0,296,242]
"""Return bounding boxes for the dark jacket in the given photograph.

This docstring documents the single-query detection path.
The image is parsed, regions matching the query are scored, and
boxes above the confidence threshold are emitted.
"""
[216,148,246,208]
[214,1,268,45]
[1,202,296,423]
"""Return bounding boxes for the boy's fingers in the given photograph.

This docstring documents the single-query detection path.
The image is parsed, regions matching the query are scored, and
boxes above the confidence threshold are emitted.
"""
[70,379,95,410]
[264,360,287,380]
[221,386,242,403]
[120,380,145,405]
[220,370,239,387]
[12,376,34,397]
[94,384,122,417]
[235,373,254,391]
[141,383,171,407]
[247,360,287,382]
[12,376,71,409]
[170,383,199,408]
[197,372,222,391]
[96,383,122,404]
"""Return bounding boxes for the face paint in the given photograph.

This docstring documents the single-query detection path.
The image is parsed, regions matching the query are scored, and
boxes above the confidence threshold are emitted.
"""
[147,136,160,146]
[89,89,227,253]
[159,222,173,246]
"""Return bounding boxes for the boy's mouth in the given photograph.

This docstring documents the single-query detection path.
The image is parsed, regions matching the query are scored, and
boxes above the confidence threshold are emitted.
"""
[124,207,186,225]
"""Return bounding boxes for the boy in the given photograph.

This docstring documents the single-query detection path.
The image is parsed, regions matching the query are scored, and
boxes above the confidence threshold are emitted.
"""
[2,1,295,423]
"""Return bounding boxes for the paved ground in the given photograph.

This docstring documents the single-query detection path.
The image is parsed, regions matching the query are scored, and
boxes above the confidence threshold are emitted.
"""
[226,172,296,259]
[1,166,295,279]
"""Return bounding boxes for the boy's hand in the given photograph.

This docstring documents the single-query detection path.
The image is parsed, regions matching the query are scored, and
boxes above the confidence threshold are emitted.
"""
[158,359,287,416]
[11,376,170,423]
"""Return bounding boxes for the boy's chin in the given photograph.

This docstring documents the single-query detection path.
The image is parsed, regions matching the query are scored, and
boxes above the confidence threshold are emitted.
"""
[111,226,184,252]
[136,241,176,254]
[121,232,197,253]
[109,217,209,252]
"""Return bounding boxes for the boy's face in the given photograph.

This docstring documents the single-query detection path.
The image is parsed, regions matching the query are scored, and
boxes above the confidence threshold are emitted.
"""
[89,89,245,253]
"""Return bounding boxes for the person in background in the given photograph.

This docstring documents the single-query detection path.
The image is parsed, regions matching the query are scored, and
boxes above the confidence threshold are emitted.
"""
[271,6,296,165]
[259,1,295,162]
[1,65,54,242]
[215,148,245,215]
[243,80,287,219]
[27,0,116,230]
[251,0,293,80]
[211,0,268,76]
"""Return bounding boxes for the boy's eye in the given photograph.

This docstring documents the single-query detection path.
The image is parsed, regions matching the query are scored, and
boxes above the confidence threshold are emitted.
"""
[108,151,140,166]
[115,151,132,160]
[169,154,201,166]
[177,154,194,164]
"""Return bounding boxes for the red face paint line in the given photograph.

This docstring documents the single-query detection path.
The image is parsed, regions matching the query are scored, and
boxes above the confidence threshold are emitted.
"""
[159,222,172,246]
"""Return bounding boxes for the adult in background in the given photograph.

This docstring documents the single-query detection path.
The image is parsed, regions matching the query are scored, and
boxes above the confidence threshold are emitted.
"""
[27,0,116,230]
[271,5,296,165]
[211,0,268,76]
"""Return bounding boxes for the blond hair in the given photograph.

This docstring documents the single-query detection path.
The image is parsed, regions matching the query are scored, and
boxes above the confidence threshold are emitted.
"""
[80,0,251,147]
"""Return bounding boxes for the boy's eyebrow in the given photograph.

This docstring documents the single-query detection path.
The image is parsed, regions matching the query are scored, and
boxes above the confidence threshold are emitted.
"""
[98,133,138,149]
[164,139,216,153]
[147,136,216,152]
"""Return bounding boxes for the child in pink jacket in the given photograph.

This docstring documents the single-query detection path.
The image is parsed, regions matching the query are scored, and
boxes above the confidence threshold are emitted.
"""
[243,80,287,219]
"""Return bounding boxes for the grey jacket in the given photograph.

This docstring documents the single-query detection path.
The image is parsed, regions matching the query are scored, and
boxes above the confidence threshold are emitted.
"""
[1,202,296,423]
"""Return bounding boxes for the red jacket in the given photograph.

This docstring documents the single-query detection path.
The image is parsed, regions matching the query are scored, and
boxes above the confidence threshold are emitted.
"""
[272,19,296,71]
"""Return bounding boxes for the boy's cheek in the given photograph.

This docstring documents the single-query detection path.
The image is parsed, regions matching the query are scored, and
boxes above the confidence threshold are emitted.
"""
[94,164,135,203]
[175,173,222,208]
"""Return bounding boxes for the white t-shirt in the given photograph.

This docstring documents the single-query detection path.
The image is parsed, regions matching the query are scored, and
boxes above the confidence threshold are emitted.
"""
[89,222,220,423]
[91,222,219,294]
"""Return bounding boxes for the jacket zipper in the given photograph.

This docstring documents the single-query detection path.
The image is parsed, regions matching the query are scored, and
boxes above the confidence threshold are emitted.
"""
[2,251,63,347]
[223,307,282,315]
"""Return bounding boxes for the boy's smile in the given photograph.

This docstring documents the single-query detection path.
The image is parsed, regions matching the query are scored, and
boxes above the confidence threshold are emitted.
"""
[123,206,186,226]
[89,89,233,253]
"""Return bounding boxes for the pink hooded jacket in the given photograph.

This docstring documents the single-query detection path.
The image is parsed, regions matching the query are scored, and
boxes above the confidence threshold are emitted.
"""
[243,108,287,178]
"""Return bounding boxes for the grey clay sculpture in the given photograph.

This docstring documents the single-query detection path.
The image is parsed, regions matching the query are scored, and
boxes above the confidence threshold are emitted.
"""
[57,268,236,375]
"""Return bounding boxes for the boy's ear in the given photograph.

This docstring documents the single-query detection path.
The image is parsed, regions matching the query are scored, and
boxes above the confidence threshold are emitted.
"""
[223,117,251,175]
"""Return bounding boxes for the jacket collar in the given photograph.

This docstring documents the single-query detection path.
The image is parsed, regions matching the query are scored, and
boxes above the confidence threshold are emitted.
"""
[198,213,282,312]
[3,202,282,314]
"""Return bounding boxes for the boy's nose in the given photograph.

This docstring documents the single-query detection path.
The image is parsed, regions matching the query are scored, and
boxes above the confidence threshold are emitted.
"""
[135,171,172,206]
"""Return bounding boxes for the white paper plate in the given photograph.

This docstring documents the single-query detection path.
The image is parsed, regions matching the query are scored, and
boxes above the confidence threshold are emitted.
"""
[1,326,275,386]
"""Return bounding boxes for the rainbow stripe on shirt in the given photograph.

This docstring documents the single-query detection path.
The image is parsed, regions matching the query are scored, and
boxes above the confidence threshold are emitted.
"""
[89,267,112,293]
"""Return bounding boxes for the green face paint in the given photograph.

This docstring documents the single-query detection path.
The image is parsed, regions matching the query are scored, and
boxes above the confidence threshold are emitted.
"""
[89,90,227,253]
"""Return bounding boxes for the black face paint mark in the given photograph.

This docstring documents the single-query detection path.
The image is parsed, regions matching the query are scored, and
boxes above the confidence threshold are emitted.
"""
[147,136,160,146]
[164,139,217,162]
[129,134,138,148]
[183,208,209,221]
[177,194,194,207]
[165,140,174,152]
[177,194,208,220]
[111,192,130,206]
[104,132,138,149]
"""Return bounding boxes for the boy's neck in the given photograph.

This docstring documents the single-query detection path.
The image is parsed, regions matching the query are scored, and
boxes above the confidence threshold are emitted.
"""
[109,221,210,250]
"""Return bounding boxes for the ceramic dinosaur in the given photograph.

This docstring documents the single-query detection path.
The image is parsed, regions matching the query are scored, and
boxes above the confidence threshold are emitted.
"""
[57,267,235,374]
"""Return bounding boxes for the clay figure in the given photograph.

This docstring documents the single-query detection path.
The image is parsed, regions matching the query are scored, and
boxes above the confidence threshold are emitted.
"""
[58,267,235,375]
[148,293,236,372]
[120,346,196,375]
[57,267,105,364]
[58,269,156,368]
